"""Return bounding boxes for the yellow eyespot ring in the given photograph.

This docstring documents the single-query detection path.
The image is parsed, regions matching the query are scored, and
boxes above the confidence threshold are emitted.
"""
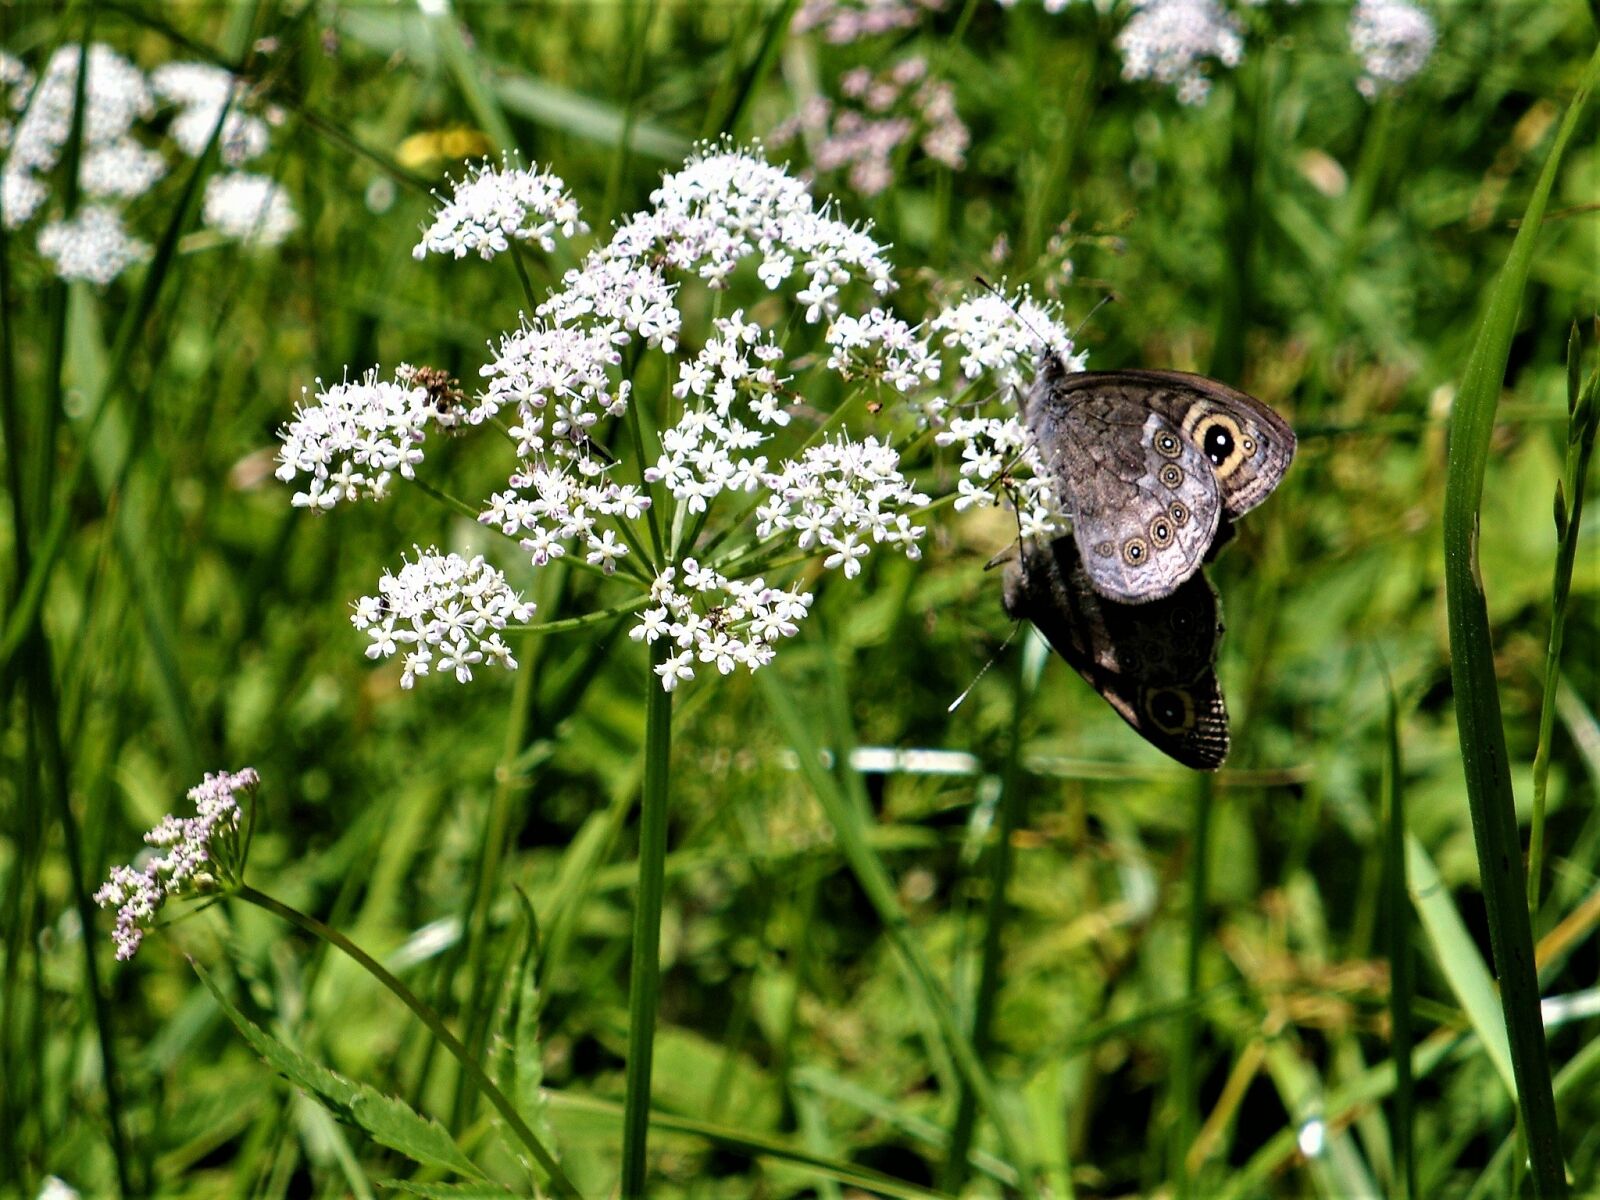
[1122,537,1150,566]
[1159,463,1184,488]
[1154,429,1183,459]
[1149,517,1174,547]
[1144,687,1196,734]
[1194,414,1246,477]
[1170,501,1190,526]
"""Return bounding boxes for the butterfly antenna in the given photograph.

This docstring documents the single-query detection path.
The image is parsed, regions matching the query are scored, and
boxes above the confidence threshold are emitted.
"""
[948,621,1022,714]
[1071,291,1116,345]
[974,274,1058,355]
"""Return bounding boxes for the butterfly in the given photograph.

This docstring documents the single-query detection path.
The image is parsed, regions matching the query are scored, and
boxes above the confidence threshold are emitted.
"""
[999,358,1294,768]
[1021,358,1295,604]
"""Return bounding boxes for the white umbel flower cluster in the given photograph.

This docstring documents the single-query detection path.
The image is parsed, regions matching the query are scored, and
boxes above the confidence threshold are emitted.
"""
[149,62,273,165]
[923,283,1084,537]
[1,44,297,276]
[1114,0,1244,106]
[202,172,298,246]
[37,205,149,284]
[1349,0,1436,98]
[94,768,258,961]
[756,436,930,578]
[825,307,940,393]
[634,561,814,690]
[274,368,434,508]
[352,550,536,688]
[609,142,893,315]
[413,156,589,261]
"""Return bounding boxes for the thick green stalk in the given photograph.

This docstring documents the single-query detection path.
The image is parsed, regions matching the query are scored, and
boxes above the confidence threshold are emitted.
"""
[1440,42,1600,1199]
[235,885,578,1197]
[621,640,674,1197]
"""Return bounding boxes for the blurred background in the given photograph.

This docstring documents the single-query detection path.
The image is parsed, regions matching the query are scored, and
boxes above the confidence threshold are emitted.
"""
[1,1,1597,1196]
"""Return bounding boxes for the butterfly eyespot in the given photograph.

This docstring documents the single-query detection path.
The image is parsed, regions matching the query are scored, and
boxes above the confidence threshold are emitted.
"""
[1159,464,1184,488]
[1095,541,1114,557]
[1169,502,1189,525]
[1149,517,1173,547]
[1242,436,1257,454]
[1195,415,1246,476]
[1144,687,1195,734]
[1154,430,1183,459]
[1122,537,1149,566]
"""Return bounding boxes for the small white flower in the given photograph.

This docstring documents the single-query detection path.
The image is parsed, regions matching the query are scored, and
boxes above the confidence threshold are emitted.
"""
[151,62,273,165]
[655,648,696,691]
[36,205,149,284]
[1350,0,1435,98]
[1115,0,1244,106]
[94,768,259,961]
[78,136,166,201]
[413,155,588,261]
[355,549,535,687]
[275,367,434,509]
[203,172,298,246]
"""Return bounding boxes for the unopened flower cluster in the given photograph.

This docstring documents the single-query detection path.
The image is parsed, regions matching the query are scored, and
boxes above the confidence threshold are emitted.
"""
[352,550,535,689]
[0,44,294,282]
[1349,0,1436,98]
[287,146,937,691]
[769,55,969,197]
[94,768,258,961]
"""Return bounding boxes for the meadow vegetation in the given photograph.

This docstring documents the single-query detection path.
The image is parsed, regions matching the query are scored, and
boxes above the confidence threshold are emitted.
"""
[2,2,1598,1197]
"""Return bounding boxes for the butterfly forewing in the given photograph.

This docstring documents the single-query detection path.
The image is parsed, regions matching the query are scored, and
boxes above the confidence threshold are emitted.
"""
[1002,534,1229,770]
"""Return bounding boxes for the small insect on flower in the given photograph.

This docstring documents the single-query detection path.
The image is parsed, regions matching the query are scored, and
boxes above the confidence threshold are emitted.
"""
[94,768,260,961]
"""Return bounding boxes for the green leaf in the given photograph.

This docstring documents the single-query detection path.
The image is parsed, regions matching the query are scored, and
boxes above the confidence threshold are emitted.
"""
[1404,835,1515,1096]
[1440,38,1600,1199]
[380,1184,513,1198]
[193,961,488,1182]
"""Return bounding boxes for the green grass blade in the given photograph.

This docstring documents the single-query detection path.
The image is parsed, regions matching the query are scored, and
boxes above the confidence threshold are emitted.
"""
[757,668,1041,1198]
[1439,39,1600,1198]
[1383,682,1416,1200]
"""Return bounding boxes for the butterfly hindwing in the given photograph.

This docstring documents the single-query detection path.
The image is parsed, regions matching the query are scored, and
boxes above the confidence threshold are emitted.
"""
[1002,534,1229,770]
[1025,370,1222,604]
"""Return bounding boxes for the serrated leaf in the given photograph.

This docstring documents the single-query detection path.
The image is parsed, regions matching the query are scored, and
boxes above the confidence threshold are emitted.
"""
[194,962,487,1181]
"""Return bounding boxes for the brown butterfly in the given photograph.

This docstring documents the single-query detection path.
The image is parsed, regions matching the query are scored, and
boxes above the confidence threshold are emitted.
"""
[1022,360,1295,604]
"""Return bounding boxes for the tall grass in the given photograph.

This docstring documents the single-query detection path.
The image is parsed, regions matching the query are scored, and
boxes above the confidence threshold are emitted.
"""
[2,3,1598,1197]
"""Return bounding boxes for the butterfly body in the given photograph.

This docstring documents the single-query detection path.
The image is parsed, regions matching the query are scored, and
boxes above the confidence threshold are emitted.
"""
[1004,357,1295,769]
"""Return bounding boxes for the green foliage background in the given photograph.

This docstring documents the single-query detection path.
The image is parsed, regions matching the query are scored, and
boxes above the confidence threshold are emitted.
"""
[2,1,1598,1197]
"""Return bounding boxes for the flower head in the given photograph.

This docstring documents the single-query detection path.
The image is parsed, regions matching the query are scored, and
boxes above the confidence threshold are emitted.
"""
[36,205,149,284]
[1115,0,1244,106]
[413,156,588,261]
[203,172,299,246]
[1350,0,1435,98]
[274,367,435,509]
[94,768,259,961]
[150,62,273,165]
[352,550,536,688]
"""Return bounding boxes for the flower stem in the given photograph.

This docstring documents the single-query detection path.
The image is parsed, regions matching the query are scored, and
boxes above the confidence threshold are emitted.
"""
[234,884,579,1198]
[621,640,674,1196]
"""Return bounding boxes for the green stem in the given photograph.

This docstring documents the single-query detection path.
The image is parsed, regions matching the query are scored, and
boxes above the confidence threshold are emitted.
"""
[940,644,1036,1192]
[1174,775,1214,1198]
[234,885,579,1197]
[1528,354,1598,913]
[621,640,674,1197]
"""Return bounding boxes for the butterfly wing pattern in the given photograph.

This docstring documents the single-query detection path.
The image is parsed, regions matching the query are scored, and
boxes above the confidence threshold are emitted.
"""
[1006,355,1295,769]
[1003,535,1230,770]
